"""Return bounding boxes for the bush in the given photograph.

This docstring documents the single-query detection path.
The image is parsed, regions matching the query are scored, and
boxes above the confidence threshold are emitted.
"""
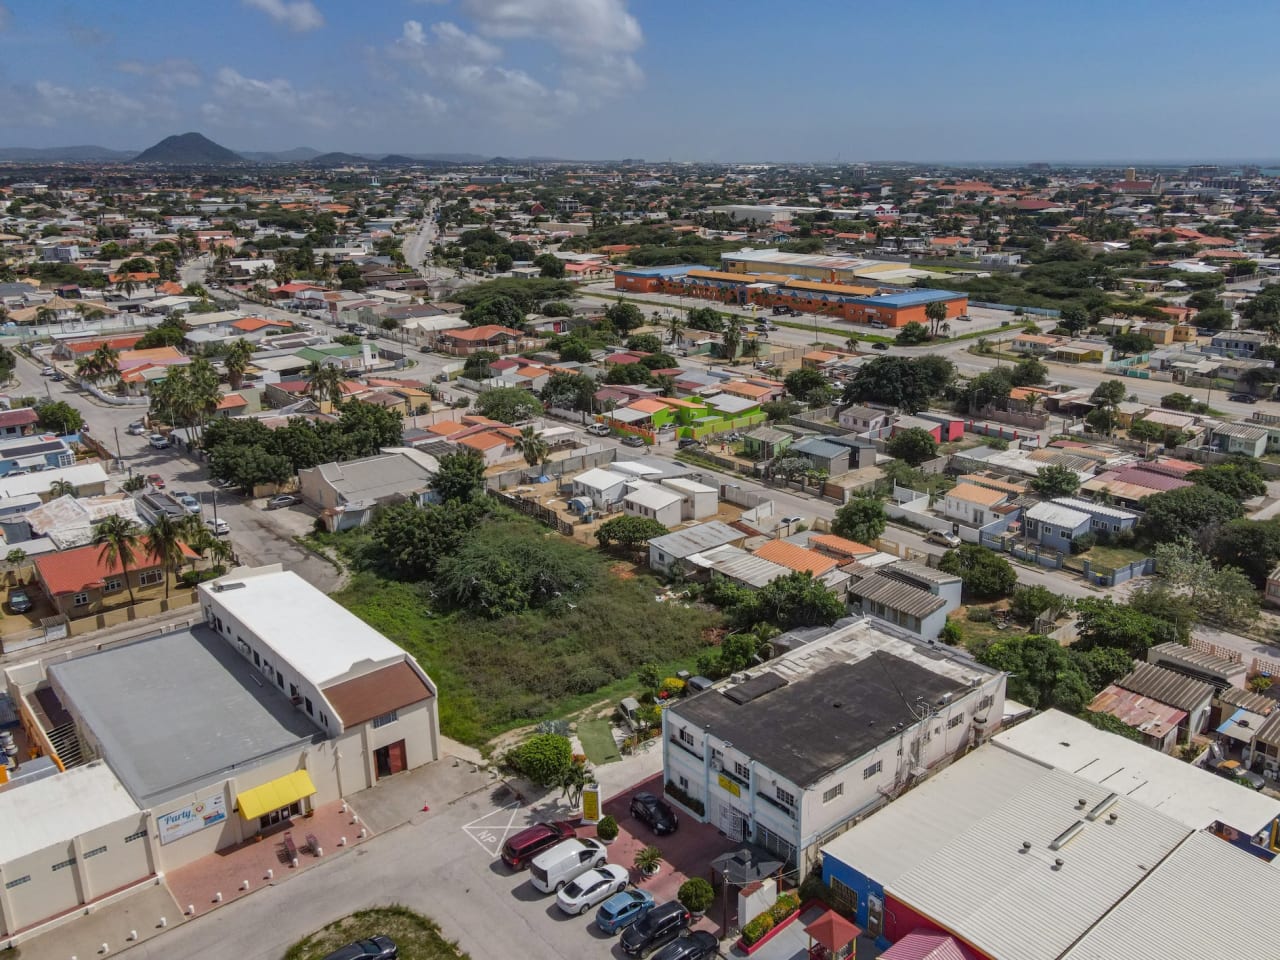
[1071,533,1097,555]
[770,893,800,923]
[596,815,619,842]
[665,780,705,816]
[968,606,995,623]
[678,877,715,914]
[940,620,964,645]
[503,733,572,787]
[741,913,775,946]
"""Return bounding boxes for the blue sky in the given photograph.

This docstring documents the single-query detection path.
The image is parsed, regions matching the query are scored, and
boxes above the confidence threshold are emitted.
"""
[1,0,1279,162]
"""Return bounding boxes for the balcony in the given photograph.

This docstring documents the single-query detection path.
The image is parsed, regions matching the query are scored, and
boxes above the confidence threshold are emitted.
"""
[755,790,797,821]
[668,734,703,761]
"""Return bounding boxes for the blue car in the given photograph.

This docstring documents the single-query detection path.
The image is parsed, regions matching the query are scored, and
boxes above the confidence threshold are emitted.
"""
[596,888,655,934]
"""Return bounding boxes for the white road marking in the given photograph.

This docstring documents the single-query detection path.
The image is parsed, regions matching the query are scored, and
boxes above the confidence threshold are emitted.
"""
[461,801,523,856]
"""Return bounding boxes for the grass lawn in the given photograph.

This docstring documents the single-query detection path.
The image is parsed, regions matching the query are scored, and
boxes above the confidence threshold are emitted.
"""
[332,561,720,749]
[1081,544,1149,572]
[283,906,467,960]
[578,718,622,765]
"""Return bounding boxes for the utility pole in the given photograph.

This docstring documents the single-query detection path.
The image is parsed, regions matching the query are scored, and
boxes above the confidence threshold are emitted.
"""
[112,426,123,472]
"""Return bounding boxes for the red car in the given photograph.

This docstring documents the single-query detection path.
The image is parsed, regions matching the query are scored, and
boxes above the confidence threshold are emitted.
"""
[501,821,575,870]
[146,474,165,489]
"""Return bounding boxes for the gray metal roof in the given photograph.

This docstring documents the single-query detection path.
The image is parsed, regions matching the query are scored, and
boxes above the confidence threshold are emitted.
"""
[1050,497,1138,522]
[1149,641,1244,677]
[49,626,321,807]
[850,571,947,618]
[790,436,848,459]
[1115,661,1213,712]
[884,559,960,587]
[648,520,741,559]
[313,450,434,502]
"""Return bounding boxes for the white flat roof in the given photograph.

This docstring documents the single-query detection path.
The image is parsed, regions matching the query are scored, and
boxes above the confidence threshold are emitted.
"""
[994,710,1280,833]
[0,761,140,863]
[0,462,108,499]
[200,567,409,687]
[573,467,628,491]
[623,483,684,510]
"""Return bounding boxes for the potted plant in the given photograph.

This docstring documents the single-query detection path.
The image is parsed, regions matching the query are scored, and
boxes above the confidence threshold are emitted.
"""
[597,815,619,844]
[634,845,663,878]
[678,877,714,917]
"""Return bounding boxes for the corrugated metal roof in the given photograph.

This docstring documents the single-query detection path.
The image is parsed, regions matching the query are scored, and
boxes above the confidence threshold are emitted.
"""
[648,520,740,558]
[1087,685,1186,738]
[1114,661,1213,712]
[1061,832,1280,960]
[886,767,1190,960]
[688,544,789,588]
[1149,641,1243,676]
[1051,497,1139,522]
[850,571,947,618]
[1217,685,1276,716]
[1025,501,1092,529]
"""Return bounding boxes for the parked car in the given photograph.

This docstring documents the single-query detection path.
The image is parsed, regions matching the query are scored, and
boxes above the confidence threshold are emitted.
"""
[621,435,646,448]
[872,342,890,350]
[7,587,32,614]
[676,438,701,450]
[596,889,655,935]
[40,366,54,377]
[556,863,630,915]
[126,421,146,436]
[148,434,170,449]
[146,474,165,489]
[205,517,230,536]
[529,837,608,894]
[1228,393,1257,404]
[868,320,887,329]
[321,936,398,960]
[51,371,65,382]
[500,820,575,870]
[586,423,611,437]
[651,931,720,960]
[629,792,678,835]
[621,901,692,957]
[957,314,972,322]
[266,494,300,510]
[177,494,201,516]
[925,529,961,548]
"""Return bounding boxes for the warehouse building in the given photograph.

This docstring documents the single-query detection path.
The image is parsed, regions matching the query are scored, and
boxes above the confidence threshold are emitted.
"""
[0,565,439,940]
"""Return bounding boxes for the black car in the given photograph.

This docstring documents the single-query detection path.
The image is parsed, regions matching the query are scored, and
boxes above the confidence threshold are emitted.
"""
[676,438,702,450]
[872,342,890,350]
[621,901,692,957]
[652,931,719,960]
[1228,393,1257,404]
[321,935,397,960]
[630,792,678,835]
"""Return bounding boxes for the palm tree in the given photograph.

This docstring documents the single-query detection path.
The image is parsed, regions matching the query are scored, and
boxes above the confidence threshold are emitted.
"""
[144,512,188,599]
[93,515,142,606]
[48,479,77,499]
[35,306,56,329]
[722,317,743,363]
[224,338,255,390]
[741,337,761,360]
[844,336,860,354]
[76,344,119,386]
[306,361,346,409]
[513,425,550,476]
[186,357,221,442]
[115,275,138,300]
[925,300,948,338]
[666,313,684,346]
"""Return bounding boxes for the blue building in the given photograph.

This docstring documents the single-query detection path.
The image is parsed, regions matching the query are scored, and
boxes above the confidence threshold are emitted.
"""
[0,434,74,478]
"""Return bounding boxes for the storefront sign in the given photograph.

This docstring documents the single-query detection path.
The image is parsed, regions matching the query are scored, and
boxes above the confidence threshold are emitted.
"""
[158,793,227,844]
[717,773,741,797]
[581,784,600,824]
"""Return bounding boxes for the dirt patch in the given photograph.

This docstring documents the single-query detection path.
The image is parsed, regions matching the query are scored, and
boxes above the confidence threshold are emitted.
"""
[610,562,638,580]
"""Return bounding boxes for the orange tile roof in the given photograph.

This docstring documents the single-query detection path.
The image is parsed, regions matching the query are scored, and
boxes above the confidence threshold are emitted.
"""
[65,335,144,354]
[627,398,670,414]
[808,534,876,558]
[946,482,1008,506]
[36,538,197,596]
[722,381,773,400]
[231,317,290,332]
[442,325,522,341]
[456,431,509,451]
[216,393,248,410]
[425,420,465,436]
[752,540,838,576]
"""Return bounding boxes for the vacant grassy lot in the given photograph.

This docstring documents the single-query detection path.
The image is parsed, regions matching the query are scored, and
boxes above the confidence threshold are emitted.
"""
[333,562,720,748]
[578,718,623,765]
[1079,543,1149,573]
[283,906,467,960]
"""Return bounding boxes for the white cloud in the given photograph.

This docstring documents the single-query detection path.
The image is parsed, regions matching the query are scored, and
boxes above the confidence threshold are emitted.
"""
[28,80,173,127]
[242,0,324,32]
[118,58,203,88]
[461,0,641,55]
[201,67,340,130]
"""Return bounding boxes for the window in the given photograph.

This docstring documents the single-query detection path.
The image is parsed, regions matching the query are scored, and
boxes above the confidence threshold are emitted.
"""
[52,857,77,872]
[305,697,313,716]
[775,786,796,807]
[320,712,328,727]
[4,876,30,889]
[104,578,122,593]
[84,845,107,858]
[978,695,994,711]
[372,710,398,728]
[733,761,750,781]
[678,728,695,747]
[863,760,882,780]
[677,775,689,790]
[124,829,148,843]
[822,783,844,804]
[948,715,964,729]
[139,569,164,586]
[829,876,858,913]
[73,592,89,607]
[253,651,260,667]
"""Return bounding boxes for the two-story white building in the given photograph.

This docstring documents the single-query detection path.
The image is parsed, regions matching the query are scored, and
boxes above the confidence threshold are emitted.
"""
[661,619,1006,874]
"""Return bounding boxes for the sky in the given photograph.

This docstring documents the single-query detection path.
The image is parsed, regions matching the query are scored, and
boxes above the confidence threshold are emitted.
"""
[2,0,1280,163]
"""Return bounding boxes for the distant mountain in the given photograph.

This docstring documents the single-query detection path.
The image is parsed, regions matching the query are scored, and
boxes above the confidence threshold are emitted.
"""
[238,146,323,163]
[307,152,378,168]
[378,154,417,166]
[133,132,243,165]
[0,145,136,162]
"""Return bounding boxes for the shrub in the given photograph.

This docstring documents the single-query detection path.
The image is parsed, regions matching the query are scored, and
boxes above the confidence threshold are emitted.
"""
[596,815,619,841]
[1071,532,1097,555]
[678,877,715,914]
[940,620,964,645]
[770,893,800,923]
[968,606,995,623]
[503,733,572,787]
[798,870,834,906]
[741,912,775,945]
[665,780,705,816]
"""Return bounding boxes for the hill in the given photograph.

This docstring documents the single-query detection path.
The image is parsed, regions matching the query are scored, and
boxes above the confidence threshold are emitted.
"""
[238,146,323,163]
[306,152,376,168]
[0,145,136,162]
[133,132,243,165]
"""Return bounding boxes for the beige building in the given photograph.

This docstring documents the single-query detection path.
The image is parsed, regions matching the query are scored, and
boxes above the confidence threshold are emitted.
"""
[0,565,439,942]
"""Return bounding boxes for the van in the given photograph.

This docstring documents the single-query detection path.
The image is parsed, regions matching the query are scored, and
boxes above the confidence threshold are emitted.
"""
[529,837,607,894]
[868,320,887,329]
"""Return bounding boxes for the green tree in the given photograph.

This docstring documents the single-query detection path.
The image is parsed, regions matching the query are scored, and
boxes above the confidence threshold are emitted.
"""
[735,571,845,630]
[1136,485,1243,547]
[36,400,84,434]
[938,545,1017,600]
[842,356,943,413]
[541,371,596,412]
[1190,462,1266,501]
[627,333,663,353]
[94,515,142,605]
[1058,305,1089,335]
[144,512,189,599]
[831,497,886,544]
[48,478,78,499]
[1086,405,1117,436]
[1074,597,1182,659]
[595,515,669,550]
[977,633,1093,712]
[369,498,491,580]
[513,425,550,475]
[504,734,573,787]
[666,313,685,345]
[761,399,801,422]
[1030,464,1081,498]
[604,300,643,335]
[223,338,255,390]
[1009,585,1061,624]
[209,444,292,492]
[534,254,565,278]
[895,321,930,345]
[784,367,828,400]
[685,306,723,332]
[476,386,543,423]
[1153,540,1259,629]
[1090,379,1127,408]
[1127,418,1168,445]
[307,361,346,409]
[1110,331,1154,357]
[886,427,938,466]
[431,451,486,503]
[1212,518,1280,588]
[1010,358,1048,386]
[464,294,524,328]
[339,400,404,456]
[721,316,743,362]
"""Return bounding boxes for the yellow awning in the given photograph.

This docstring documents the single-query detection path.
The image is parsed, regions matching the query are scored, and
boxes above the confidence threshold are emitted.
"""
[236,770,317,820]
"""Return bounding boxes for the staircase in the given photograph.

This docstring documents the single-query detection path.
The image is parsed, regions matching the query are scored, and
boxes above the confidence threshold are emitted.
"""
[47,721,85,769]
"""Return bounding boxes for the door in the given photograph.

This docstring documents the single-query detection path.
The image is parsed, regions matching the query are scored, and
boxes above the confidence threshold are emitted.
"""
[376,740,407,779]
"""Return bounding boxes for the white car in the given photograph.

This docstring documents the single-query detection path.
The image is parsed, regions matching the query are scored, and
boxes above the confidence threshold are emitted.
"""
[126,421,146,436]
[205,518,230,536]
[925,529,961,548]
[586,423,611,437]
[555,864,630,916]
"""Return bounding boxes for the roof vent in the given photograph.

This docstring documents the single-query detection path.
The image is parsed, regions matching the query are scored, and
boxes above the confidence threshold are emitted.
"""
[1054,858,1064,870]
[1109,812,1119,822]
[1086,792,1120,822]
[1076,798,1087,809]
[1021,841,1031,853]
[832,701,843,709]
[1049,820,1086,851]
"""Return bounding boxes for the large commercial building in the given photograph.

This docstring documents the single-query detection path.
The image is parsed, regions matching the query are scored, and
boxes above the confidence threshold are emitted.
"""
[0,565,439,941]
[660,619,1005,874]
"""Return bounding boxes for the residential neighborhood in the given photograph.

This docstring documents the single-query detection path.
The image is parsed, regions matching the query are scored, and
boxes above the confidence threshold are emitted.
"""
[0,3,1278,960]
